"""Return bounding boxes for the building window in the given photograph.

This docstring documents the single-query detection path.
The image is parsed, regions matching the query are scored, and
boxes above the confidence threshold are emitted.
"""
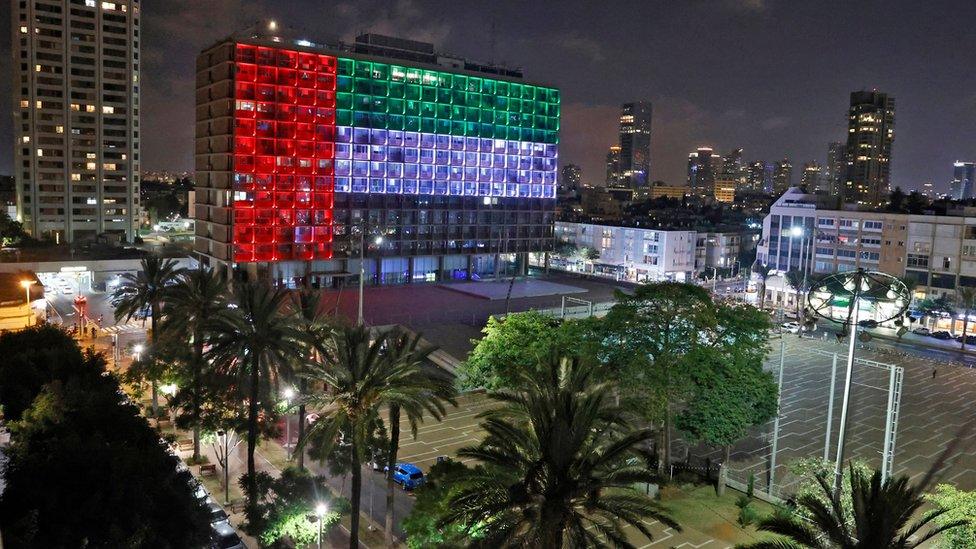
[943,257,952,270]
[907,254,929,268]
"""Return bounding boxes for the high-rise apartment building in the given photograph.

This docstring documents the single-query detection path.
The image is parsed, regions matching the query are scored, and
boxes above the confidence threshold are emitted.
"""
[843,90,895,206]
[772,158,793,196]
[194,23,558,284]
[12,0,140,243]
[687,147,720,198]
[559,163,581,198]
[615,101,652,191]
[800,161,824,192]
[747,160,773,193]
[950,161,975,201]
[721,148,746,188]
[825,141,846,196]
[605,145,621,188]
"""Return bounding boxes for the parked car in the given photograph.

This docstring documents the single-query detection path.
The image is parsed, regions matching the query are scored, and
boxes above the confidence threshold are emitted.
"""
[206,501,229,526]
[931,331,953,340]
[857,319,879,329]
[210,521,247,549]
[781,322,801,334]
[955,334,976,345]
[386,463,425,490]
[912,327,930,335]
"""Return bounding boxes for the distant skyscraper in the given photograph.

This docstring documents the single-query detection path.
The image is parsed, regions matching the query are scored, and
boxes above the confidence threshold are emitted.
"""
[721,148,747,188]
[688,147,721,198]
[920,181,936,199]
[844,90,895,206]
[747,161,773,192]
[559,164,582,198]
[12,0,141,243]
[950,162,976,200]
[606,146,622,188]
[801,162,824,191]
[773,159,793,195]
[616,102,653,191]
[826,142,846,196]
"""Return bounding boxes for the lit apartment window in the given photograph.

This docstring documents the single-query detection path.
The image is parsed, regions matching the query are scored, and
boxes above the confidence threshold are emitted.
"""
[36,149,44,157]
[102,106,114,114]
[35,101,42,109]
[71,103,81,111]
[86,162,96,170]
[102,2,117,10]
[20,26,27,34]
[86,105,96,113]
[86,0,96,6]
[21,136,30,143]
[56,125,63,134]
[35,64,42,72]
[19,100,29,108]
[86,153,96,159]
[71,174,81,181]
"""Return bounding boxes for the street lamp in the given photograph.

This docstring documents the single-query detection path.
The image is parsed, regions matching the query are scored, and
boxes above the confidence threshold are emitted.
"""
[132,343,144,362]
[217,429,230,505]
[283,387,295,458]
[357,227,384,326]
[788,226,810,325]
[807,269,909,498]
[314,502,328,549]
[20,279,34,326]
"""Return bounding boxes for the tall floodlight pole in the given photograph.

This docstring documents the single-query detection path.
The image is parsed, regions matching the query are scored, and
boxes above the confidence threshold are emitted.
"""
[357,225,384,326]
[807,269,909,501]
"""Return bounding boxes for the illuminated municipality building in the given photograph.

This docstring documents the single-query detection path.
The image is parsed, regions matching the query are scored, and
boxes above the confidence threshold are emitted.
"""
[194,23,559,285]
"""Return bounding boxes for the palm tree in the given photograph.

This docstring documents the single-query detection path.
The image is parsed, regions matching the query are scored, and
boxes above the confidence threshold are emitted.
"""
[289,287,333,471]
[741,466,964,548]
[785,269,806,320]
[956,287,976,351]
[754,262,773,310]
[207,282,300,514]
[161,267,227,461]
[442,356,679,548]
[299,325,451,549]
[112,256,182,414]
[381,329,456,546]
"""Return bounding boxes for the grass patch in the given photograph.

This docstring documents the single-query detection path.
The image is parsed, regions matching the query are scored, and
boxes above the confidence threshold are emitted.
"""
[659,483,779,545]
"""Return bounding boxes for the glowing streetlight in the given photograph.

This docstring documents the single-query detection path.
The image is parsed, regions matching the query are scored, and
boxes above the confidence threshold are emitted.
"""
[314,502,328,549]
[283,387,296,457]
[20,280,35,326]
[358,227,385,326]
[132,343,144,362]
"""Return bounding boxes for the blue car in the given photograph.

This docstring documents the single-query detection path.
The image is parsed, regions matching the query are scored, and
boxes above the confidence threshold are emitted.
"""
[388,463,425,490]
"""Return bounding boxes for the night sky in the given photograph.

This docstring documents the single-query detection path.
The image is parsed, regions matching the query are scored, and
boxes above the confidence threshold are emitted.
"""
[3,0,976,192]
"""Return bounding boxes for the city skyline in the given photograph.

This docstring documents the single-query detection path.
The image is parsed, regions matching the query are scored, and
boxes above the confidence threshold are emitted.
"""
[4,1,976,194]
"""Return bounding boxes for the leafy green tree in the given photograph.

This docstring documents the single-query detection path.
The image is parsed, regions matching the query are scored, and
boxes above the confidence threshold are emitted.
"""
[676,347,777,462]
[0,210,28,246]
[112,256,183,414]
[785,269,807,319]
[601,283,714,475]
[161,266,227,461]
[300,325,449,549]
[239,467,345,548]
[741,466,964,549]
[917,294,955,330]
[402,458,486,548]
[442,356,679,548]
[0,326,210,548]
[927,484,976,548]
[380,329,457,545]
[207,282,301,518]
[459,311,599,390]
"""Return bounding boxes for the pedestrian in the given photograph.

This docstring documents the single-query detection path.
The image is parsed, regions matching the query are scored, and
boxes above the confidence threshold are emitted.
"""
[932,368,938,379]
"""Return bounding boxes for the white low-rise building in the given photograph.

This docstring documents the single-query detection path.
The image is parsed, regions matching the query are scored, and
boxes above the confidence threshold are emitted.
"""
[553,222,698,282]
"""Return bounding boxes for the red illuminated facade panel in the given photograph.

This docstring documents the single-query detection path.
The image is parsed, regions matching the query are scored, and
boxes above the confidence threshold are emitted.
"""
[231,44,337,263]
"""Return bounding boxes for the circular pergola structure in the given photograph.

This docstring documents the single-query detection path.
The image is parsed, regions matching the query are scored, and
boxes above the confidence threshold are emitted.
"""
[807,268,911,327]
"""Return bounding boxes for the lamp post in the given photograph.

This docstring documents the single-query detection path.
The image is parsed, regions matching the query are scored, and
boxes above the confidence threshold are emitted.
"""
[283,387,295,458]
[217,429,230,505]
[132,343,144,363]
[807,269,909,499]
[315,502,328,549]
[357,225,384,326]
[20,280,34,326]
[790,226,809,330]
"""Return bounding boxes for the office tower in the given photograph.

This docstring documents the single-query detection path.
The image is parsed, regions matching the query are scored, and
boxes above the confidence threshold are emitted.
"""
[687,147,720,198]
[721,148,746,187]
[559,164,581,198]
[843,90,895,206]
[801,161,824,191]
[605,145,622,188]
[949,162,975,200]
[773,158,793,195]
[826,141,846,196]
[12,0,140,243]
[920,181,935,199]
[616,101,652,191]
[747,160,772,192]
[195,23,558,283]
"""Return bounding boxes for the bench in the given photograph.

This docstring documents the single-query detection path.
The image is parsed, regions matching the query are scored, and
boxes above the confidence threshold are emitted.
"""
[176,439,194,452]
[199,463,217,476]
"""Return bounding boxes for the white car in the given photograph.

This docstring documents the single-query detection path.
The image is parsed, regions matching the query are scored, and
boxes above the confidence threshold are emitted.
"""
[912,326,930,336]
[781,322,801,334]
